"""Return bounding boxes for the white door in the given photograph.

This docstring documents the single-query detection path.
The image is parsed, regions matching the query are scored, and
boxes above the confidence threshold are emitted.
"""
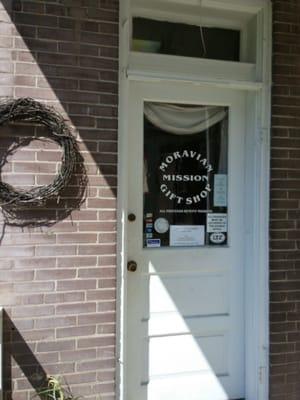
[126,81,246,400]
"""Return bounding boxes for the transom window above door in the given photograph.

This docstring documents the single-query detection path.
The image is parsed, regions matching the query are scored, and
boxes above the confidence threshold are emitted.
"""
[129,0,264,65]
[132,17,240,62]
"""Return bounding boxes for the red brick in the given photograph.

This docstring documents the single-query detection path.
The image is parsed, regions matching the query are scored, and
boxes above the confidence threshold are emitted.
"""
[57,256,97,268]
[37,340,76,353]
[97,324,115,334]
[60,349,97,362]
[80,31,118,47]
[79,222,116,231]
[12,305,55,318]
[59,42,98,56]
[86,8,118,22]
[15,86,58,100]
[98,278,116,288]
[22,2,45,13]
[44,292,84,304]
[86,289,116,301]
[14,61,40,76]
[97,370,115,382]
[78,312,115,325]
[35,316,77,329]
[45,4,66,16]
[0,270,34,282]
[37,27,75,41]
[1,233,56,245]
[45,362,75,375]
[56,302,96,315]
[100,46,118,58]
[18,328,55,342]
[77,336,115,349]
[0,246,35,258]
[35,268,76,281]
[76,359,115,372]
[56,233,97,244]
[35,245,77,256]
[48,222,77,232]
[88,198,117,209]
[2,173,35,187]
[57,279,97,291]
[78,244,116,255]
[14,257,55,269]
[14,75,36,86]
[97,301,116,312]
[80,80,117,93]
[61,372,97,384]
[56,325,96,338]
[98,233,116,244]
[76,268,101,279]
[14,281,55,293]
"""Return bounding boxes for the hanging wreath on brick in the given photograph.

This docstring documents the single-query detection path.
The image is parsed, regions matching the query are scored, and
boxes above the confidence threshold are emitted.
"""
[0,97,82,222]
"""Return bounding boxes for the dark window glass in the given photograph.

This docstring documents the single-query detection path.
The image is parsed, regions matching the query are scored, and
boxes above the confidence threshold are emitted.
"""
[132,17,240,62]
[143,102,228,248]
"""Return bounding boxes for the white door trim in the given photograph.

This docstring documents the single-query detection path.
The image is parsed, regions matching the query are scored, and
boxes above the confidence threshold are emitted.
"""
[117,1,271,399]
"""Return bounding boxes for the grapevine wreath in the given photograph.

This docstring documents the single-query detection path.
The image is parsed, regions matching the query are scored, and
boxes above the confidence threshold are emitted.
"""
[0,97,82,224]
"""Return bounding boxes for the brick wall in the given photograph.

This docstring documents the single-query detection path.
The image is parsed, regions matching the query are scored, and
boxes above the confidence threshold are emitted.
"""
[0,1,118,399]
[271,1,300,399]
[4,1,299,400]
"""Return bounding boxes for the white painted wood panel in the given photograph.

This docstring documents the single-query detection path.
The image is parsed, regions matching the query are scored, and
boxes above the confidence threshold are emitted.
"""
[128,53,260,90]
[148,334,228,376]
[149,273,229,316]
[147,373,234,400]
[147,313,229,336]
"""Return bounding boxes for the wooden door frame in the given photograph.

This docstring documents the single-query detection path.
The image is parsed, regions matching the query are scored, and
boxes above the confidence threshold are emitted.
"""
[117,1,272,399]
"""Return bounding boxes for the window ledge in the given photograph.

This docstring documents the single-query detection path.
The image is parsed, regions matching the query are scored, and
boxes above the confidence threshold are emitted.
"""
[127,52,262,91]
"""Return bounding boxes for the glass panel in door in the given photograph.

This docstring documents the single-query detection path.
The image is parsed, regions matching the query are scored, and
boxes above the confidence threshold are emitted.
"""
[143,102,228,248]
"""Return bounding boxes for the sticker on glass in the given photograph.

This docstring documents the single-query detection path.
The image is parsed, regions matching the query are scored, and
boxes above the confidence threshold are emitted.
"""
[214,174,227,207]
[154,218,169,234]
[147,239,161,248]
[210,232,226,244]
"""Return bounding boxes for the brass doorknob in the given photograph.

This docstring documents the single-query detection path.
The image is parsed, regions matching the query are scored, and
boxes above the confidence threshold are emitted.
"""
[128,213,136,222]
[127,260,137,272]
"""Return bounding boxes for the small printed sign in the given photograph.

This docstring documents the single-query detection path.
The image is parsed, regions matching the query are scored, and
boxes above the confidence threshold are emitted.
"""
[170,225,205,247]
[214,174,227,207]
[207,214,227,233]
[210,232,226,244]
[146,233,153,239]
[147,239,161,248]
